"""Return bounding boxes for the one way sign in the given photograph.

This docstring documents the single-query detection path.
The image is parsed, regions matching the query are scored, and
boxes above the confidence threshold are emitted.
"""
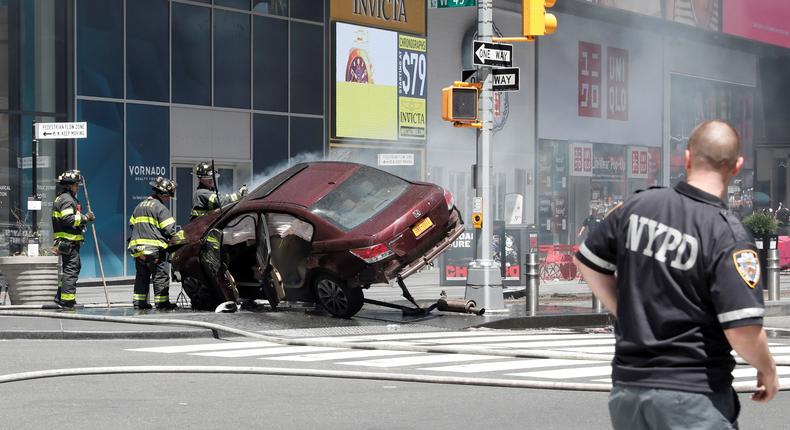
[472,41,513,68]
[492,67,520,92]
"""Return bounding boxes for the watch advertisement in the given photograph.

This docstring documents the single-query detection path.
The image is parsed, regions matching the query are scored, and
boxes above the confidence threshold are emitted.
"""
[398,34,427,140]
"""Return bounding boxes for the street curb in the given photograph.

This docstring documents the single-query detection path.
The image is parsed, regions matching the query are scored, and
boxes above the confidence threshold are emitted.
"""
[474,312,615,329]
[0,329,214,340]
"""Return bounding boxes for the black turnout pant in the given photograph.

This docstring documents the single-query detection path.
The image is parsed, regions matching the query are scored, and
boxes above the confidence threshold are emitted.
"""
[133,251,170,304]
[56,240,81,302]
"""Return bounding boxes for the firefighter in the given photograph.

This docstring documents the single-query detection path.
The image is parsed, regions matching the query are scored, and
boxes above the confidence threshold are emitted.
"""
[190,161,247,220]
[128,177,178,310]
[52,169,94,309]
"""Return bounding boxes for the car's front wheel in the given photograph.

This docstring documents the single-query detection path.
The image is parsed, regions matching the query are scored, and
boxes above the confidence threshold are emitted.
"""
[314,274,364,318]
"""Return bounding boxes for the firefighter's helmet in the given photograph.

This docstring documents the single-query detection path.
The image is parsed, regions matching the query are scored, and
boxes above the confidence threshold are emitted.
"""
[150,176,177,196]
[57,170,83,185]
[192,162,219,179]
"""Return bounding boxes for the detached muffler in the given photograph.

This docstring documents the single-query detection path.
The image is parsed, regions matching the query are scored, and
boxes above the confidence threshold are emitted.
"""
[437,298,485,315]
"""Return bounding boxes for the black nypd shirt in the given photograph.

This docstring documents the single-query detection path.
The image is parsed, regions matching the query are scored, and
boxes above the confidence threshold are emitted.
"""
[575,182,765,393]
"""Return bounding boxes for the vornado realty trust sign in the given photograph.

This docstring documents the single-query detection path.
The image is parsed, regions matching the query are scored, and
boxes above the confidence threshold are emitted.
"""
[331,0,426,35]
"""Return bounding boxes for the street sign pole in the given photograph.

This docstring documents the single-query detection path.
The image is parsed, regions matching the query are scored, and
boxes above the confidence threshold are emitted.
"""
[465,0,504,311]
[31,121,38,249]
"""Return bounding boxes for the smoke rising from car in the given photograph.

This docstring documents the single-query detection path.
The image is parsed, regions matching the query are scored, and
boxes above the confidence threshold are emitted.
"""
[248,152,326,192]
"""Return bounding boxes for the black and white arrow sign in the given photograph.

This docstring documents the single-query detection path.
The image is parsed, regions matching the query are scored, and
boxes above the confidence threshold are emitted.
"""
[472,41,513,68]
[492,67,520,92]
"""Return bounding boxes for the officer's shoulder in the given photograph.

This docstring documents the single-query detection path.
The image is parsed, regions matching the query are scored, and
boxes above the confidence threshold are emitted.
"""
[717,210,752,242]
[633,185,666,195]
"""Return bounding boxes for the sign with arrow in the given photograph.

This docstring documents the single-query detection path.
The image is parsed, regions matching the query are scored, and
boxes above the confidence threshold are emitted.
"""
[35,122,88,140]
[472,40,513,68]
[492,67,520,92]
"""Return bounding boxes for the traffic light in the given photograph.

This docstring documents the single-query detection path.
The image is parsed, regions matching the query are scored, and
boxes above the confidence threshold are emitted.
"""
[442,82,480,126]
[523,0,558,37]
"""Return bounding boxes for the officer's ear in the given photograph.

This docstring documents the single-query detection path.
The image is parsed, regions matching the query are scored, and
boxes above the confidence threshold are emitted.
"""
[732,156,744,176]
[684,149,692,171]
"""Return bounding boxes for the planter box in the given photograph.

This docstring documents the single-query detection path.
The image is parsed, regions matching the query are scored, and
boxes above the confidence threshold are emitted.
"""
[0,256,59,305]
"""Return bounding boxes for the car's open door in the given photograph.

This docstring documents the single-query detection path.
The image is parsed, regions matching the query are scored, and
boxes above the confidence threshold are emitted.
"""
[255,213,284,307]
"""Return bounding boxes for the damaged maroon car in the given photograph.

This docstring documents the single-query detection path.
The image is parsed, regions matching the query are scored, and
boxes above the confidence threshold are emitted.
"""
[169,161,464,318]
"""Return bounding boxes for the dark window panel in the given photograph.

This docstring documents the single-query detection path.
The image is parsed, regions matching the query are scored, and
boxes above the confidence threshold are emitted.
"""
[290,0,322,23]
[127,0,169,102]
[76,100,125,278]
[216,0,250,10]
[191,0,211,3]
[290,22,323,115]
[77,0,123,98]
[253,0,288,17]
[253,114,288,174]
[172,3,211,106]
[214,10,251,109]
[253,16,287,112]
[0,3,8,110]
[290,116,322,157]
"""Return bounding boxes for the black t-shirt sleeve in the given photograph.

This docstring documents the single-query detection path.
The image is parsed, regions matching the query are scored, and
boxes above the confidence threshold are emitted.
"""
[575,206,620,275]
[709,241,765,329]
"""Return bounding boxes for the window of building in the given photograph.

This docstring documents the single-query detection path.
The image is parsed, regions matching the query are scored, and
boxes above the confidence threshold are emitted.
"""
[253,113,288,173]
[253,0,288,17]
[290,0,322,23]
[216,0,251,10]
[172,3,211,106]
[290,22,322,115]
[253,15,287,112]
[0,3,8,110]
[290,116,322,157]
[127,0,169,102]
[77,0,123,99]
[214,9,251,109]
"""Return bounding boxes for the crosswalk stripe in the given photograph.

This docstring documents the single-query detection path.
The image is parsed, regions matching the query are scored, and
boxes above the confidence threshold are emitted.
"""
[554,346,615,354]
[475,338,615,350]
[733,377,790,389]
[192,346,340,358]
[302,330,534,343]
[732,366,790,378]
[409,334,610,345]
[340,354,499,368]
[127,341,278,354]
[424,359,602,373]
[509,365,613,379]
[765,346,790,354]
[259,349,414,362]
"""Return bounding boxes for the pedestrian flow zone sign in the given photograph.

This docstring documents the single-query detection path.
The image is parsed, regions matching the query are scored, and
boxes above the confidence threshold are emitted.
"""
[472,41,513,68]
[35,122,88,140]
[492,67,520,92]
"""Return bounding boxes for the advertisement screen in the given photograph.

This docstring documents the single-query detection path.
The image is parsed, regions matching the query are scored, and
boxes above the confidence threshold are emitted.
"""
[723,0,790,48]
[335,23,398,140]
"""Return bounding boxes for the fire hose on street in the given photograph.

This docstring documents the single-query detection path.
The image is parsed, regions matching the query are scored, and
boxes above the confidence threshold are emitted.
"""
[0,310,788,392]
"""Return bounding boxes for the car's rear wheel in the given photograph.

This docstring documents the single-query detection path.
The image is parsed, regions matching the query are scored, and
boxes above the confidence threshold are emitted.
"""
[314,274,364,318]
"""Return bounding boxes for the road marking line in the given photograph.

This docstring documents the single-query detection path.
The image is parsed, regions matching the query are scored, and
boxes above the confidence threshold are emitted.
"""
[423,359,602,373]
[509,365,613,379]
[126,341,278,354]
[475,338,616,349]
[553,346,615,354]
[192,346,340,358]
[302,330,536,343]
[259,349,414,362]
[409,334,611,345]
[731,366,790,378]
[340,354,499,368]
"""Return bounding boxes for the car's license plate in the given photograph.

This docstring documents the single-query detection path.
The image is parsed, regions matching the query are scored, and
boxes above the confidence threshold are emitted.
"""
[411,217,433,237]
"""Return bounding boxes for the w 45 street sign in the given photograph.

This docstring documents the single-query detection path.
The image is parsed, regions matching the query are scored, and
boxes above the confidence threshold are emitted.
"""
[436,0,476,8]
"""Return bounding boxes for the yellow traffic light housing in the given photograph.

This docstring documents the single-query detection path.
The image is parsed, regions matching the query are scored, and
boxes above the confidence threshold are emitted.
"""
[493,0,558,43]
[442,81,482,128]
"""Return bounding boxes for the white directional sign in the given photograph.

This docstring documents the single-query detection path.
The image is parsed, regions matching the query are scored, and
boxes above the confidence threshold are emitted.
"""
[492,67,520,92]
[472,41,513,68]
[35,122,88,140]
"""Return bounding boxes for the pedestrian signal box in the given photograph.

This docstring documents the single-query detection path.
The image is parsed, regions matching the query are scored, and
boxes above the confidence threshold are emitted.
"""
[442,82,481,128]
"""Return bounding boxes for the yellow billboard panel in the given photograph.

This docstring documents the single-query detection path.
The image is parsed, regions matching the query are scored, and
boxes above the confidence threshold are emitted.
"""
[336,82,398,140]
[399,97,425,139]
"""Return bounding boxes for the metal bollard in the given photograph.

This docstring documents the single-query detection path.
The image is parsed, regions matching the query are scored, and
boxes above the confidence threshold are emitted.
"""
[591,294,603,313]
[525,252,540,315]
[767,248,781,301]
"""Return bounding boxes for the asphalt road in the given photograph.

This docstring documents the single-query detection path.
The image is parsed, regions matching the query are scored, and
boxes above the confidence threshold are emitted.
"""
[2,334,789,429]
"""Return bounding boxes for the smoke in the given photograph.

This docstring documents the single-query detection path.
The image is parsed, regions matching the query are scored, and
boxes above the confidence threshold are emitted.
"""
[247,152,326,192]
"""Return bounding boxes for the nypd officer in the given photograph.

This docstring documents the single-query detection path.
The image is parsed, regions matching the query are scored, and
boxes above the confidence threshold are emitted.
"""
[574,120,778,429]
[190,162,247,221]
[52,170,94,308]
[128,177,178,310]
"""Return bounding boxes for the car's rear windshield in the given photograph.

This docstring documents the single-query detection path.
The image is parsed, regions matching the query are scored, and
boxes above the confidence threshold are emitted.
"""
[310,166,410,231]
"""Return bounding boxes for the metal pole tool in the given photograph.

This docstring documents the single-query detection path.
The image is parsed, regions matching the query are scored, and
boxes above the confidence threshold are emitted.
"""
[81,177,110,308]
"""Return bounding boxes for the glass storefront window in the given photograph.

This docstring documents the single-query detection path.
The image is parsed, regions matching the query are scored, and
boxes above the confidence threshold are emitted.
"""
[253,15,287,111]
[253,0,288,17]
[216,0,251,10]
[21,0,67,113]
[290,22,322,115]
[290,0,322,23]
[253,113,288,173]
[0,2,8,110]
[173,3,211,106]
[127,0,169,102]
[214,9,251,109]
[77,0,123,99]
[290,116,322,157]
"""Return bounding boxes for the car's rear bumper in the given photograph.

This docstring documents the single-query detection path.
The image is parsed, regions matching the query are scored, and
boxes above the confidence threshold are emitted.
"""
[396,210,465,279]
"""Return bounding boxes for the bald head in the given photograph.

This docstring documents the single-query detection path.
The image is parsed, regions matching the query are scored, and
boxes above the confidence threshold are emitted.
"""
[687,120,741,173]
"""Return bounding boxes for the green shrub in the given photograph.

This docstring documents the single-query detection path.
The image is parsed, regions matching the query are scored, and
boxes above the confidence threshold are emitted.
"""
[742,211,778,236]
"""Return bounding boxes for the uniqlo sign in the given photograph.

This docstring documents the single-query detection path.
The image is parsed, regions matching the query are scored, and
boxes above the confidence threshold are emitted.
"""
[628,146,649,179]
[570,142,593,177]
[578,42,602,118]
[607,47,628,120]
